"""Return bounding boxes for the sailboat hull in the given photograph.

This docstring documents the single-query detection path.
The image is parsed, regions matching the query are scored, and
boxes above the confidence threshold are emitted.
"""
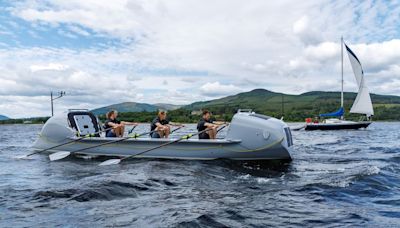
[305,121,371,131]
[309,40,374,132]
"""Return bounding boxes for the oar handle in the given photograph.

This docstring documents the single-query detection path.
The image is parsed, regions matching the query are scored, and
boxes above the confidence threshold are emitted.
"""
[170,126,184,134]
[99,126,228,165]
[136,129,157,138]
[216,124,228,134]
[121,127,215,161]
[128,125,137,134]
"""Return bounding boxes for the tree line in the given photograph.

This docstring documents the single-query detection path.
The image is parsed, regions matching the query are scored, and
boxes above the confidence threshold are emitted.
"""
[1,104,399,125]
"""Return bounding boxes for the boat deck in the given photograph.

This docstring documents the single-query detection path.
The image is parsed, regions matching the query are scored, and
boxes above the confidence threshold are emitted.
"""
[75,137,242,144]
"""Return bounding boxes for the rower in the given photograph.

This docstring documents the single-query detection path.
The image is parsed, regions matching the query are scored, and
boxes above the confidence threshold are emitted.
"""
[104,110,138,137]
[197,110,225,139]
[150,111,183,138]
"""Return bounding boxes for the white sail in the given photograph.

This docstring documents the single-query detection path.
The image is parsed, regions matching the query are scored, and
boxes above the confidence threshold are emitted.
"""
[345,44,374,116]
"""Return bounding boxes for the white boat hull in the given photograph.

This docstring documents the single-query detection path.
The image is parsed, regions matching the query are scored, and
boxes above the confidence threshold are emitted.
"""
[32,111,293,161]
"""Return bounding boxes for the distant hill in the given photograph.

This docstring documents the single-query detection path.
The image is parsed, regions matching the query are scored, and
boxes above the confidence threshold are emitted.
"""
[185,89,280,110]
[91,102,158,115]
[153,103,182,111]
[0,115,9,120]
[2,89,400,124]
[87,89,400,121]
[91,102,181,116]
[182,89,400,121]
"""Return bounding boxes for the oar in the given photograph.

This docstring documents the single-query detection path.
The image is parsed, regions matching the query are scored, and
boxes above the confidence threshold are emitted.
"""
[16,127,112,159]
[215,124,228,139]
[170,125,184,134]
[216,124,228,134]
[128,125,137,134]
[145,125,184,138]
[99,125,226,166]
[48,126,182,161]
[48,129,157,161]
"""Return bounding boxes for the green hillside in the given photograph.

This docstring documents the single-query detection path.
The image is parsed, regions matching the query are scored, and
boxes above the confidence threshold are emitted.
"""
[96,89,400,123]
[0,115,9,120]
[2,89,400,124]
[182,89,400,121]
[91,102,157,115]
[91,102,182,116]
[153,103,182,110]
[0,116,48,124]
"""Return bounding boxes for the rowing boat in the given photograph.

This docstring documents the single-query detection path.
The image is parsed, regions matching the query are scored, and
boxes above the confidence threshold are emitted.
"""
[32,109,293,161]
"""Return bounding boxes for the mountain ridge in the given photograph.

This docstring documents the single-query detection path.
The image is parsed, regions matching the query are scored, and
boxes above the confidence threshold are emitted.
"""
[91,102,181,115]
[92,88,400,121]
[179,89,400,121]
[3,89,400,122]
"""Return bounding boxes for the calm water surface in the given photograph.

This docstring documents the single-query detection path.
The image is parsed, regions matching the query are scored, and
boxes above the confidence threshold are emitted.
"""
[0,123,399,227]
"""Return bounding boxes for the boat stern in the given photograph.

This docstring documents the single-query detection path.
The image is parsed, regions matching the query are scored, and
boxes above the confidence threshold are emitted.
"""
[225,111,293,161]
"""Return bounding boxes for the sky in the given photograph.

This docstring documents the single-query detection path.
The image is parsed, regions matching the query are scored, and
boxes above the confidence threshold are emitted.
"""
[1,0,400,118]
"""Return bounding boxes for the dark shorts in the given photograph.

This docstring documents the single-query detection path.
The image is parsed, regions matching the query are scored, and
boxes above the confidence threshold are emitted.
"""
[106,130,117,137]
[150,132,161,138]
[198,132,210,139]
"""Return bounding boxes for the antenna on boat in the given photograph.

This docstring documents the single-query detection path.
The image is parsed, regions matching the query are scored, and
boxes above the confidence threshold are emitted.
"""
[340,36,344,119]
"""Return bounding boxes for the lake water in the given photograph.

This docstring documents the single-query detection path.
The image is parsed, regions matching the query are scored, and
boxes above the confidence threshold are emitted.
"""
[0,123,399,227]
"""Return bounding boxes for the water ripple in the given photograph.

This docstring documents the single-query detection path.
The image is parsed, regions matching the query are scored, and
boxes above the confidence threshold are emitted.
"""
[0,123,399,226]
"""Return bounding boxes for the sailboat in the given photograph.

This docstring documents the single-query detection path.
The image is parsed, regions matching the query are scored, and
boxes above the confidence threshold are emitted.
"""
[305,38,374,131]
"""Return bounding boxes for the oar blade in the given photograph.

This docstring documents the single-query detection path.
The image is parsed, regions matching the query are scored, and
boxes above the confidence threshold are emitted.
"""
[99,158,121,166]
[49,151,71,161]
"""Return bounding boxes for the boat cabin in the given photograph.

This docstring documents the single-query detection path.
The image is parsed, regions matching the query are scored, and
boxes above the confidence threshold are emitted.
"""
[67,109,101,137]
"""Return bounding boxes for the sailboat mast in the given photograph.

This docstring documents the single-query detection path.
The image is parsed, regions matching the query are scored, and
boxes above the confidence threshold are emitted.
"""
[341,36,344,109]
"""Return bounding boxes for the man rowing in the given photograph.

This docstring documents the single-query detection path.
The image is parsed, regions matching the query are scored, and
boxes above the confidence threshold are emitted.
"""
[197,110,225,139]
[150,111,184,138]
[104,110,139,137]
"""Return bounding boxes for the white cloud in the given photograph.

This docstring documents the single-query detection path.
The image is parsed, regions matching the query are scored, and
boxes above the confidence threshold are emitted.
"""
[379,79,400,95]
[292,15,322,45]
[200,82,243,96]
[293,15,309,35]
[345,39,400,71]
[1,0,400,117]
[30,63,69,72]
[67,25,90,36]
[304,42,339,60]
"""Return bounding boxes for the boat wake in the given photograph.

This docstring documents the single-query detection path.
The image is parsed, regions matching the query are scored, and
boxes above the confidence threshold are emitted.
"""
[32,179,175,203]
